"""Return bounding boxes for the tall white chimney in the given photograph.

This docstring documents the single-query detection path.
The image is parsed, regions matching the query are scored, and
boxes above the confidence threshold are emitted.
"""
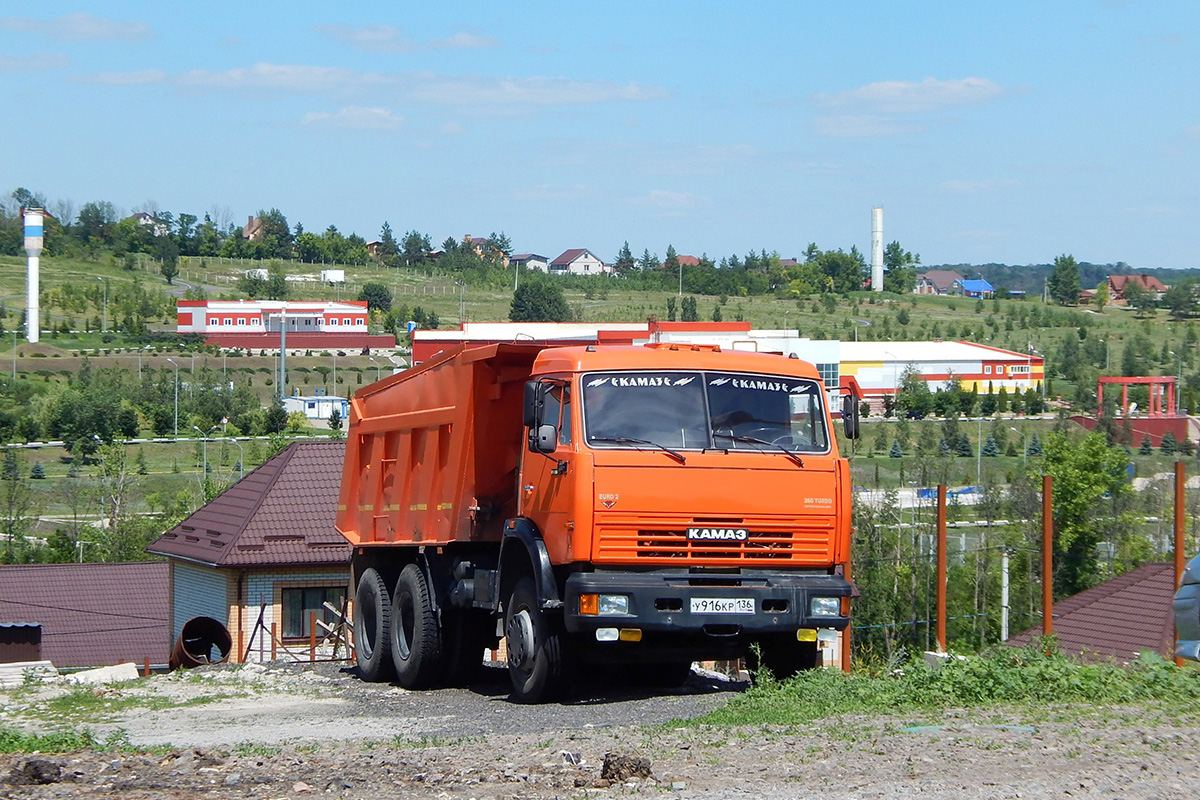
[23,208,43,344]
[870,206,883,292]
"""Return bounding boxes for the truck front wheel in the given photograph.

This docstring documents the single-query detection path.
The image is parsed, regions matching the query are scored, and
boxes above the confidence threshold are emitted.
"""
[390,563,444,688]
[354,567,395,682]
[504,576,567,703]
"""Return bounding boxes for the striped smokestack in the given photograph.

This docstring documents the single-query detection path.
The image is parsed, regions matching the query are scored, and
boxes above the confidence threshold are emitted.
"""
[23,208,43,344]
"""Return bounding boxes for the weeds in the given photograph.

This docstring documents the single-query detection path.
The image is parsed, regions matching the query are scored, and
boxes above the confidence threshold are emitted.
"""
[0,726,95,753]
[689,641,1200,727]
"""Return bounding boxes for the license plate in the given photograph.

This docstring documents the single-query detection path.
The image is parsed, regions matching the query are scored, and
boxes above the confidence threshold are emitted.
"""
[690,597,755,614]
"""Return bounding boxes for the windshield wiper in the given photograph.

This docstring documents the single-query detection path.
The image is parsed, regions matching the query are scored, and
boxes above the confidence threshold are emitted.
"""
[588,436,687,464]
[712,432,804,468]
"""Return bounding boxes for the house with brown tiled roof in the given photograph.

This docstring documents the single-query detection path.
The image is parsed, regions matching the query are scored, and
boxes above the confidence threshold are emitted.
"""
[1005,562,1175,661]
[147,441,351,663]
[915,270,964,295]
[0,562,169,668]
[550,248,610,275]
[1107,274,1169,305]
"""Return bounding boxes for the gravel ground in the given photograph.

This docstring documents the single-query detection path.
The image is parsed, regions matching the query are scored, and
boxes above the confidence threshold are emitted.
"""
[2,661,1198,798]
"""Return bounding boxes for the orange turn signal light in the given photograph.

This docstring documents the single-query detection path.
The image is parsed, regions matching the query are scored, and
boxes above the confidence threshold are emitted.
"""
[579,594,598,615]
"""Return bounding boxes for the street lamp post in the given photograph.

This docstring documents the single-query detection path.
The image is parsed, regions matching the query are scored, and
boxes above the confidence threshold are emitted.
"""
[332,352,338,396]
[166,358,179,437]
[225,437,245,478]
[456,281,466,324]
[1010,426,1027,469]
[96,277,107,333]
[192,424,218,483]
[368,356,381,382]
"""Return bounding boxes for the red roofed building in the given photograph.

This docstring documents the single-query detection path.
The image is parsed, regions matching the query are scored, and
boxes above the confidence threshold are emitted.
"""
[176,299,395,350]
[0,562,169,668]
[1107,274,1169,305]
[148,442,351,663]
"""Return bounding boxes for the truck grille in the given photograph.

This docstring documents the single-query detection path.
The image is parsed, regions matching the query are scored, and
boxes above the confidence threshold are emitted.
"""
[594,518,835,566]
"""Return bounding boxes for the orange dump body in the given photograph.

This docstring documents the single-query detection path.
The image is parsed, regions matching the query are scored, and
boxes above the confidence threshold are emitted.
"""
[337,342,542,547]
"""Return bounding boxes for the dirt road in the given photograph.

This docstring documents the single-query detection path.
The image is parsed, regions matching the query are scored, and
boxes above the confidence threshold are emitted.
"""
[2,662,1198,798]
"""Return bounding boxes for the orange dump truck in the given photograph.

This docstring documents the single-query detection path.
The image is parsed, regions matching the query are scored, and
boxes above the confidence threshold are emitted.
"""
[336,341,859,702]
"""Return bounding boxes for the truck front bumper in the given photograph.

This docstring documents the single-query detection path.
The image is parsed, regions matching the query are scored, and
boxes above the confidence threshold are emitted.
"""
[562,569,851,638]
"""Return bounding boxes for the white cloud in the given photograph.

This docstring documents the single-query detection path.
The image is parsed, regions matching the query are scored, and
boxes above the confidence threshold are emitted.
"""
[300,106,404,130]
[315,24,499,53]
[0,52,67,72]
[812,76,1009,137]
[171,62,665,107]
[177,63,385,93]
[407,74,666,105]
[0,13,150,41]
[629,189,708,215]
[80,69,166,85]
[814,77,1007,114]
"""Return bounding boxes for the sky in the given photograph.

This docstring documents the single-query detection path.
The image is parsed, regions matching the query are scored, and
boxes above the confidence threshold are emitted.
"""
[3,2,1200,270]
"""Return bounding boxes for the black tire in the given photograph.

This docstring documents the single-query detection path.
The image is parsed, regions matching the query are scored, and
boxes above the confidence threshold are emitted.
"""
[504,576,568,703]
[354,567,395,682]
[749,636,819,682]
[390,563,443,689]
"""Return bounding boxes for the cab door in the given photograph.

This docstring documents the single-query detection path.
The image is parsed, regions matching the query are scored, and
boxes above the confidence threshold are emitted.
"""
[519,379,577,564]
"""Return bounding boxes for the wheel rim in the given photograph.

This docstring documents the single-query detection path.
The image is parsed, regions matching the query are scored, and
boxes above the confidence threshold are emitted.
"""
[506,608,535,672]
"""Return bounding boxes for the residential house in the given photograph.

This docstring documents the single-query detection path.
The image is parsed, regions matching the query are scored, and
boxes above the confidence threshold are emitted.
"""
[1107,274,1169,305]
[128,212,169,237]
[510,253,549,273]
[915,270,964,295]
[147,441,352,664]
[0,562,169,668]
[550,248,610,275]
[956,278,994,298]
[242,215,265,241]
[1005,562,1175,661]
[463,235,509,267]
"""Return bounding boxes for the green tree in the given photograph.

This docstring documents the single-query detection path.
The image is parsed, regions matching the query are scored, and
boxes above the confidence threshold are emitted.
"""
[895,366,933,419]
[401,230,432,265]
[613,241,636,275]
[1163,278,1198,319]
[1047,254,1080,305]
[510,278,571,322]
[882,241,919,294]
[1122,280,1156,317]
[357,281,392,312]
[681,295,699,322]
[1041,431,1131,595]
[376,222,399,265]
[638,248,658,273]
[816,248,867,294]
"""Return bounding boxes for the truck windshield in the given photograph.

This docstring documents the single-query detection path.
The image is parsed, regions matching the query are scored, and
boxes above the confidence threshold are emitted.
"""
[582,371,829,454]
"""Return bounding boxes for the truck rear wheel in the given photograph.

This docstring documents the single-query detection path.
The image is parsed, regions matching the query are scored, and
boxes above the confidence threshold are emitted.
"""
[750,636,819,681]
[354,567,395,682]
[505,576,567,703]
[390,563,443,689]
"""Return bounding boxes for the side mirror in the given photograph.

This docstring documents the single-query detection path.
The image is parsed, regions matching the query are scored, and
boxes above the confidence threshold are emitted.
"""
[842,394,860,440]
[535,424,558,453]
[522,380,543,428]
